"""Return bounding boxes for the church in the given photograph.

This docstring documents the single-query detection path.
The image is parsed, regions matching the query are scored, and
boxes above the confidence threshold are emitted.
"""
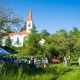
[2,10,45,47]
[2,10,34,47]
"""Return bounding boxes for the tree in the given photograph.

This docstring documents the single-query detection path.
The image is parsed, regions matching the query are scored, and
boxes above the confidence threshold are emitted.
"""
[68,27,80,56]
[54,29,78,57]
[73,27,79,35]
[5,36,12,46]
[23,36,27,47]
[39,29,50,39]
[44,33,59,57]
[4,26,13,34]
[0,38,2,46]
[20,22,26,31]
[45,29,79,58]
[0,0,23,33]
[25,28,41,55]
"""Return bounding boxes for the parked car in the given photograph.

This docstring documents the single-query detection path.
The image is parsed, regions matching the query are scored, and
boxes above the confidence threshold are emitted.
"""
[50,58,60,63]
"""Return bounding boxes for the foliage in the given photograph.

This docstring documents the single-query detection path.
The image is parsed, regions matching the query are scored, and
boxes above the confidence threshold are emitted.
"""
[4,26,13,34]
[24,28,41,55]
[23,36,27,47]
[44,29,79,57]
[20,22,26,31]
[2,25,80,58]
[5,36,12,46]
[39,29,50,39]
[0,0,23,37]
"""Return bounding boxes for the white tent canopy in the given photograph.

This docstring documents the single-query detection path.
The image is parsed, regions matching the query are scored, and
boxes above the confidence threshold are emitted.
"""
[0,48,10,54]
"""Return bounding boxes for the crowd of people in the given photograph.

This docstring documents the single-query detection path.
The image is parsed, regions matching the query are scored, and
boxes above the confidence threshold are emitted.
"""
[26,56,49,70]
[0,55,49,69]
[0,55,20,66]
[0,55,80,69]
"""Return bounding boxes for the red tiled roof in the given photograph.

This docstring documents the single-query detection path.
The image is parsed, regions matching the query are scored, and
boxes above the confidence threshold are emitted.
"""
[4,30,28,37]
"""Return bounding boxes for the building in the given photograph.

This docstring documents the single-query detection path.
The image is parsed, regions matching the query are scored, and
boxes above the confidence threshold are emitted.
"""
[2,10,34,47]
[2,10,45,47]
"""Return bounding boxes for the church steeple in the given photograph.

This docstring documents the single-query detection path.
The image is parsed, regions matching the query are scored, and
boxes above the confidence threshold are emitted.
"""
[28,9,32,21]
[26,9,33,33]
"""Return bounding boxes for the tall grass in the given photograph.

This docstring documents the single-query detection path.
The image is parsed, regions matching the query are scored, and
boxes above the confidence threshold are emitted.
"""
[0,61,80,80]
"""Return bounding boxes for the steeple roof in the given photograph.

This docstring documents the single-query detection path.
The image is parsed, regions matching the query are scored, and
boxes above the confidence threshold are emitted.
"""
[28,9,32,21]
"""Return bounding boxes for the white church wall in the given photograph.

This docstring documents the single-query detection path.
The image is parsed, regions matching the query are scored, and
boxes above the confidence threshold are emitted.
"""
[10,34,27,47]
[2,34,27,47]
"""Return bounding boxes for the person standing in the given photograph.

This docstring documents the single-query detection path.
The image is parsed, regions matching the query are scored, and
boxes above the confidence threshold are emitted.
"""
[45,58,49,67]
[28,56,34,70]
[64,56,67,66]
[67,56,70,65]
[78,58,80,66]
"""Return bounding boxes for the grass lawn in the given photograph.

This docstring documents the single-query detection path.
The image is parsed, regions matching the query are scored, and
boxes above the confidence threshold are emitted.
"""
[0,59,80,80]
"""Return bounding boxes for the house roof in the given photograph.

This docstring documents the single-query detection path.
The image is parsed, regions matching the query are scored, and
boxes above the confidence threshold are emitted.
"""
[4,30,29,37]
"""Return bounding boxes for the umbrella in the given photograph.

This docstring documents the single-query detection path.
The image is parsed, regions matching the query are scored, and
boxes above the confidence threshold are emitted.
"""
[0,48,10,54]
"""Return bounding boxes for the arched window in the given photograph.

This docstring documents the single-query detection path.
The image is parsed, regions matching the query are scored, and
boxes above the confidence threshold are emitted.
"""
[28,23,30,27]
[16,37,19,44]
[28,22,31,27]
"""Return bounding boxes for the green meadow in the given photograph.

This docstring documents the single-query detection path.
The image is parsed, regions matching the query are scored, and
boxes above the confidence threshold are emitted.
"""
[0,57,80,80]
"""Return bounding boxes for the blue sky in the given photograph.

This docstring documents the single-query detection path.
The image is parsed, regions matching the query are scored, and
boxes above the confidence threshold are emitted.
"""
[3,0,80,34]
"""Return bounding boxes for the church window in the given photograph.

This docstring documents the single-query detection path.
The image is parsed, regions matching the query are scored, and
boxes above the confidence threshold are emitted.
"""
[28,22,31,27]
[16,37,19,44]
[28,23,30,27]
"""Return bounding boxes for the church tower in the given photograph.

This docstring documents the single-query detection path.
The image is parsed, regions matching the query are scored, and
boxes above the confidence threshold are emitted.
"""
[26,9,33,33]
